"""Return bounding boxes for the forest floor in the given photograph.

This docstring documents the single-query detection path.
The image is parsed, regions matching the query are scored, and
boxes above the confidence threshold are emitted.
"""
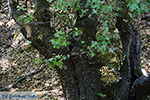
[0,1,64,100]
[0,0,150,100]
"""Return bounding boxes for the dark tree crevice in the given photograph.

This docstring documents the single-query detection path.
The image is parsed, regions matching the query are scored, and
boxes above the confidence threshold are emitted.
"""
[115,16,132,100]
[114,0,148,100]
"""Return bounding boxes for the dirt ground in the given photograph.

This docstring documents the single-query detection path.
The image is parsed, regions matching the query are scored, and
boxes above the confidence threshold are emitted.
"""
[0,1,64,100]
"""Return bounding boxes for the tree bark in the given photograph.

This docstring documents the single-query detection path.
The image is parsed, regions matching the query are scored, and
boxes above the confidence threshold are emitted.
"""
[8,0,102,100]
[8,0,150,100]
[57,56,102,100]
[114,0,150,100]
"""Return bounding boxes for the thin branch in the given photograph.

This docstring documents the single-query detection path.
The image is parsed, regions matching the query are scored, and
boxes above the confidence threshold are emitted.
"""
[0,3,8,13]
[0,62,47,91]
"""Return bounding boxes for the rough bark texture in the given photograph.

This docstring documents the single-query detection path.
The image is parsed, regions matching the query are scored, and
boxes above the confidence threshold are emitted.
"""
[8,0,150,100]
[116,16,143,100]
[116,16,132,100]
[129,24,142,82]
[57,56,102,100]
[8,0,59,58]
[8,0,102,100]
[55,0,102,99]
[114,0,150,100]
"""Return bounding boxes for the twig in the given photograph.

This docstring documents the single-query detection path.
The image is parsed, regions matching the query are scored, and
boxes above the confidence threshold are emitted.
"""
[15,63,47,83]
[0,62,47,91]
[0,3,8,13]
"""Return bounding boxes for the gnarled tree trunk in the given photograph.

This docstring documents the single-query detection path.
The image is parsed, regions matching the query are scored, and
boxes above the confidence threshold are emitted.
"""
[8,0,150,100]
[8,0,102,100]
[112,0,150,100]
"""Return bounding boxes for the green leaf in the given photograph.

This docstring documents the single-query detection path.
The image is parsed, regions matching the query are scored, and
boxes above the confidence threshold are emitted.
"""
[97,92,106,98]
[92,8,97,14]
[47,0,52,3]
[18,15,25,21]
[22,8,27,11]
[27,41,32,44]
[101,1,105,4]
[74,32,79,37]
[48,58,54,62]
[62,56,67,60]
[17,35,22,37]
[54,33,60,38]
[24,19,30,24]
[105,36,110,40]
[34,58,39,64]
[48,62,53,67]
[81,41,85,44]
[38,35,43,41]
[56,55,61,59]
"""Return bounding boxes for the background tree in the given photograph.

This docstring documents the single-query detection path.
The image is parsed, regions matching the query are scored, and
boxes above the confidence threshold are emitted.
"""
[8,0,150,99]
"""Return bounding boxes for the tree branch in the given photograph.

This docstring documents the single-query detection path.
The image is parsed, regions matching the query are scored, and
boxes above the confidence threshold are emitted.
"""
[0,62,47,91]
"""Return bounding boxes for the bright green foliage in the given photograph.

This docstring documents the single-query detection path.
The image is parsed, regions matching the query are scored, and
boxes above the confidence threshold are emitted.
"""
[34,57,44,64]
[50,31,70,49]
[17,5,27,11]
[45,0,149,70]
[17,13,34,24]
[17,0,149,80]
[38,35,43,41]
[97,92,106,98]
[47,0,53,2]
[17,5,36,24]
[34,58,40,64]
[127,0,150,17]
[46,54,67,69]
[27,40,32,44]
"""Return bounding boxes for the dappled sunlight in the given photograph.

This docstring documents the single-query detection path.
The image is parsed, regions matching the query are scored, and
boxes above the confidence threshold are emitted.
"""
[0,1,63,99]
[141,57,150,77]
[0,0,149,99]
[0,57,9,72]
[0,21,4,26]
[6,19,16,28]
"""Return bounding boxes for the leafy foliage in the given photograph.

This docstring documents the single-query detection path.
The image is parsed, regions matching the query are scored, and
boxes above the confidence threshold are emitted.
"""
[46,54,67,69]
[127,0,150,17]
[97,92,106,98]
[38,35,43,41]
[50,31,70,49]
[17,4,36,24]
[17,0,149,84]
